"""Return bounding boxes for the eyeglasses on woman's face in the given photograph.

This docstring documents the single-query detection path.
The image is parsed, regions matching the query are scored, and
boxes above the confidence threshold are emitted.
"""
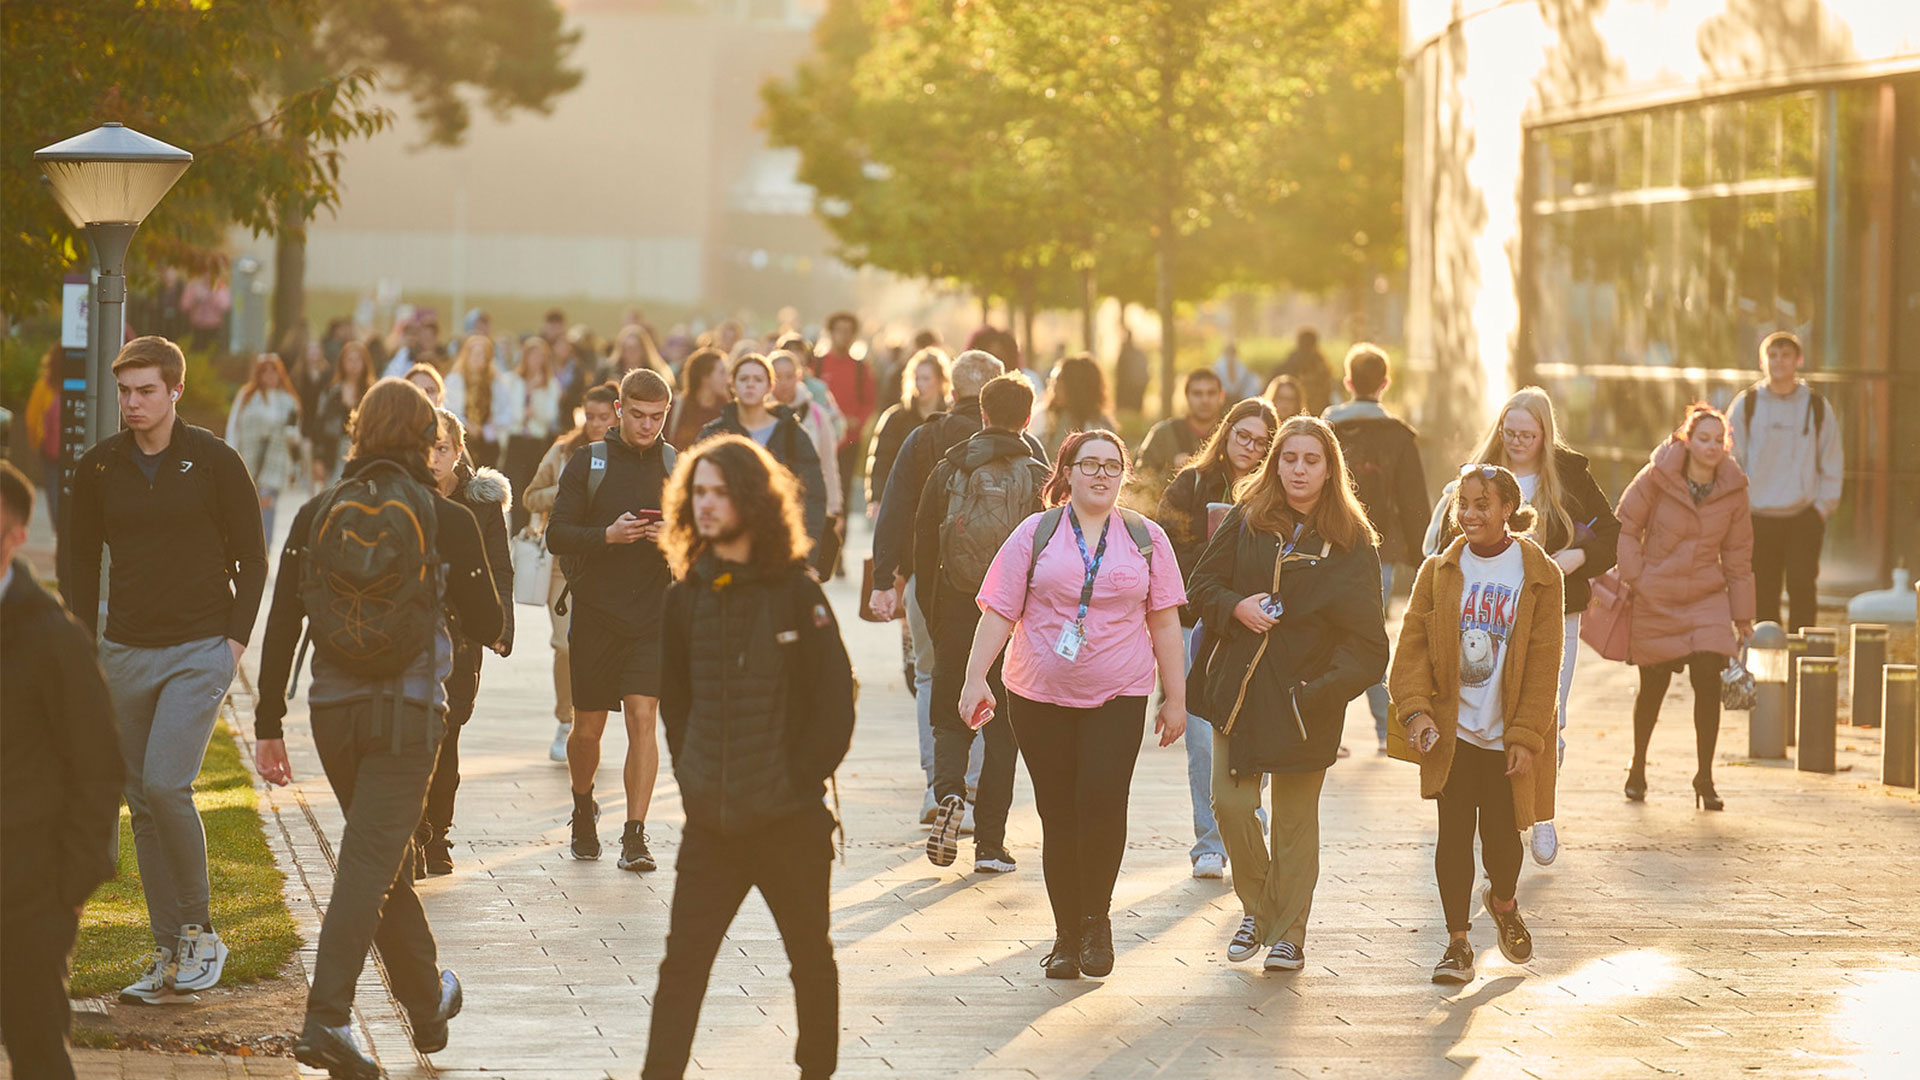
[1229,427,1273,451]
[1500,428,1540,446]
[1072,458,1125,478]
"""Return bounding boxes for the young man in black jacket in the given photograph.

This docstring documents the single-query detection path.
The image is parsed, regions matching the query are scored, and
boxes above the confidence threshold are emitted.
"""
[547,368,677,870]
[696,353,828,544]
[0,462,124,1080]
[647,435,855,1080]
[66,336,268,1002]
[252,379,503,1077]
[1322,344,1431,753]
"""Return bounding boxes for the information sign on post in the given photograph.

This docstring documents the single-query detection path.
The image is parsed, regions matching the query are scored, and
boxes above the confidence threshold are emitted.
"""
[58,274,91,530]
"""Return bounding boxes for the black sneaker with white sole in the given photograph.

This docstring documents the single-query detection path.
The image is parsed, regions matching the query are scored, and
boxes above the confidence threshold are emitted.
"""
[616,821,656,872]
[569,795,601,860]
[1226,916,1261,963]
[1432,938,1475,984]
[926,794,964,867]
[974,846,1017,874]
[1483,884,1533,963]
[1263,940,1304,971]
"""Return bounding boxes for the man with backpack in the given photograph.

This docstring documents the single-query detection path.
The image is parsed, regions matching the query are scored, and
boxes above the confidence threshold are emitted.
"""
[66,336,268,1005]
[1728,331,1843,632]
[252,377,503,1077]
[646,434,855,1080]
[1323,344,1430,750]
[913,375,1050,873]
[547,368,679,871]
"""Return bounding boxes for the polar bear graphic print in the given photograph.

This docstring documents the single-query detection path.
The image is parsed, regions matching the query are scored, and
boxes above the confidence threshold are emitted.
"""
[1458,579,1517,689]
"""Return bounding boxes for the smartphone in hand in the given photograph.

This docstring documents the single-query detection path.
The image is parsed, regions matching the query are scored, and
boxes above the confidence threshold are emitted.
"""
[967,701,995,730]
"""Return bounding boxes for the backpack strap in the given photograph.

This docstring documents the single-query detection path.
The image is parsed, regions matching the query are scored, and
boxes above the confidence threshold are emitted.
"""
[585,441,608,512]
[1024,506,1066,598]
[659,441,678,475]
[1117,507,1154,567]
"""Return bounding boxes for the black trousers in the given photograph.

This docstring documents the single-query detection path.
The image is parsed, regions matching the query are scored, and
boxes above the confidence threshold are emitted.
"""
[929,595,1017,853]
[643,808,838,1079]
[308,701,445,1026]
[1751,508,1825,631]
[1,826,82,1080]
[1436,740,1521,934]
[1007,692,1146,934]
[420,691,475,844]
[1632,652,1725,778]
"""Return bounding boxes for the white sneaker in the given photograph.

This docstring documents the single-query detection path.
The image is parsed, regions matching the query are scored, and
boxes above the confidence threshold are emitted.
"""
[1192,853,1226,879]
[1529,822,1559,867]
[119,947,175,1004]
[549,723,571,763]
[920,788,938,825]
[173,925,228,992]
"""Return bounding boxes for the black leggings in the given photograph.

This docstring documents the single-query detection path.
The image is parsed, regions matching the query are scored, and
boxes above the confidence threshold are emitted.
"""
[1436,740,1521,933]
[1007,692,1146,935]
[1632,652,1723,779]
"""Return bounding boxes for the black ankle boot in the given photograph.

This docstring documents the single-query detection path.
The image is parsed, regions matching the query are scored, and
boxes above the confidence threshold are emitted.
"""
[1624,764,1647,802]
[1692,774,1724,811]
[1079,914,1115,978]
[1042,930,1081,979]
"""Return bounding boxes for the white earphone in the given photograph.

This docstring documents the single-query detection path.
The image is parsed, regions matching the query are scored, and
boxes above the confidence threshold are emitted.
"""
[170,390,179,402]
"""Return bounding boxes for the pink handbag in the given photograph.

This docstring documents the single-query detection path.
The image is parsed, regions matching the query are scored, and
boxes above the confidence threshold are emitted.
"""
[1580,569,1633,662]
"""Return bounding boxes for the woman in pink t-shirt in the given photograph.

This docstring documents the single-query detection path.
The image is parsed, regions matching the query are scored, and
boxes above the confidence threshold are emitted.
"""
[961,430,1189,982]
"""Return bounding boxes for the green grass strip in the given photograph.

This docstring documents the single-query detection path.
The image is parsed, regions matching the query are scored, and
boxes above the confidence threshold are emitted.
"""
[70,717,300,999]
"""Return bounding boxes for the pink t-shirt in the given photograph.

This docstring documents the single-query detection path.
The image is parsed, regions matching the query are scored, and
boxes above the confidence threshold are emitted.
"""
[977,510,1187,708]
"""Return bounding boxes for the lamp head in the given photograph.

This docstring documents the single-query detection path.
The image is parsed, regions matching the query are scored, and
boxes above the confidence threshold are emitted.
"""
[35,122,192,229]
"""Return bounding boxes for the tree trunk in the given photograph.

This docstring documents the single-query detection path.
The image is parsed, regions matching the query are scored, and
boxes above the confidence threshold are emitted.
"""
[1155,233,1177,418]
[1081,266,1097,355]
[270,196,306,352]
[979,293,990,325]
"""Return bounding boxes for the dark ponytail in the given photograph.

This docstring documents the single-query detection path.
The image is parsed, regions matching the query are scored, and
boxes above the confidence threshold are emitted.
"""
[1508,504,1538,534]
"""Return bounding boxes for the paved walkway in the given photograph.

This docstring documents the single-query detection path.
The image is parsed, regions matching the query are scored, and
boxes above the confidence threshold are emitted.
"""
[39,515,1920,1078]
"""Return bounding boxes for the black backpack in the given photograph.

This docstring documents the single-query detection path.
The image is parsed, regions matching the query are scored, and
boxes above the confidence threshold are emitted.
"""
[1332,418,1402,526]
[299,460,442,678]
[1741,384,1826,442]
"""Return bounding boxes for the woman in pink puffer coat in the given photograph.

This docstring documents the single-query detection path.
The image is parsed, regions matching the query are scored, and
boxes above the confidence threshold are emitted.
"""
[1614,403,1755,811]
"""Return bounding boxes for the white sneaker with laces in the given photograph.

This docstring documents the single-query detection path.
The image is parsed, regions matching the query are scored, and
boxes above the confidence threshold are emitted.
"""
[173,925,228,992]
[1529,822,1559,866]
[118,947,175,1004]
[549,723,571,762]
[1191,853,1226,879]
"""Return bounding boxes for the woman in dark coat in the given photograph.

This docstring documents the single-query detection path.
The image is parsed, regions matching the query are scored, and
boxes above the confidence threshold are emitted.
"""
[698,354,827,546]
[1187,415,1388,973]
[866,346,951,509]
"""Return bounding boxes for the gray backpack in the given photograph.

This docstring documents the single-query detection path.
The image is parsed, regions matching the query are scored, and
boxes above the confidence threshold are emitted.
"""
[937,454,1050,595]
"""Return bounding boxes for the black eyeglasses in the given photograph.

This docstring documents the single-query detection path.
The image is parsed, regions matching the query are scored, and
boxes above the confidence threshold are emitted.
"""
[1229,428,1273,451]
[1072,459,1126,478]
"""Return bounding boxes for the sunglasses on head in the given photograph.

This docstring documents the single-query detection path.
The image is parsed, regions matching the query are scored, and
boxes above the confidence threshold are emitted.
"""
[1458,463,1501,480]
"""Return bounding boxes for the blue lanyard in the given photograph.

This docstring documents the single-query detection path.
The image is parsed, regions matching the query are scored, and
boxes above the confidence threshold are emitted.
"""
[1068,511,1111,625]
[1280,522,1304,559]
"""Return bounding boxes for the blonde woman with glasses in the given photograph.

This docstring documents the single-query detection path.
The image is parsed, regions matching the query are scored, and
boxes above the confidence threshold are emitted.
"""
[1422,387,1618,867]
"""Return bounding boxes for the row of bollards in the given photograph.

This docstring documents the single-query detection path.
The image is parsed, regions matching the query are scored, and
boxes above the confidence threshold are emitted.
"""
[1746,621,1920,792]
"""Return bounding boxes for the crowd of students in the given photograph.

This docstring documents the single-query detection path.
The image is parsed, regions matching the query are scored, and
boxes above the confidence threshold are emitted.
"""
[0,312,1846,1078]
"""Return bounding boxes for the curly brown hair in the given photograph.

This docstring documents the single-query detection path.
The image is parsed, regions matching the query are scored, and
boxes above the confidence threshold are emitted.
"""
[659,435,811,578]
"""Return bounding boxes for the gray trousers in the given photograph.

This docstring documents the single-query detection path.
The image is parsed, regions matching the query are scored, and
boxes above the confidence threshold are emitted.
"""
[100,636,234,950]
[307,700,444,1026]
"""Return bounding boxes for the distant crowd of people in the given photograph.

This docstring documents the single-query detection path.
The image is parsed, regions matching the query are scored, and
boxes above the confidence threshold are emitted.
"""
[1,309,1844,1078]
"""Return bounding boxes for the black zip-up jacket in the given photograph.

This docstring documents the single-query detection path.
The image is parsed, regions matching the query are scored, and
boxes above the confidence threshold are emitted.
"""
[445,464,515,722]
[699,403,828,544]
[1154,462,1236,627]
[1,560,125,907]
[912,428,1050,624]
[1187,506,1389,777]
[66,418,268,646]
[866,402,928,507]
[1326,404,1431,567]
[254,454,503,738]
[545,428,674,635]
[872,397,1048,585]
[660,553,855,836]
[1428,446,1620,614]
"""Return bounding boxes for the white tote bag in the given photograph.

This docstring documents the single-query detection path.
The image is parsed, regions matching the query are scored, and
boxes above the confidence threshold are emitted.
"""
[511,529,552,606]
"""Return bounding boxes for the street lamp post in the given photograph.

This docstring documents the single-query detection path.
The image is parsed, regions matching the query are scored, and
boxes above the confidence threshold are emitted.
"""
[34,122,192,445]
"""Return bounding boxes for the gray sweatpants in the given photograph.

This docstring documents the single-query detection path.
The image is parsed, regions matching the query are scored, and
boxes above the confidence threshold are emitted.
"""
[100,635,235,950]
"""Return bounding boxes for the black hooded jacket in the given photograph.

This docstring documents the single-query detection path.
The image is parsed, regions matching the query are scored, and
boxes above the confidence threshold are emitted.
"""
[445,463,515,721]
[699,402,828,544]
[912,428,1050,623]
[1153,461,1237,627]
[545,427,674,635]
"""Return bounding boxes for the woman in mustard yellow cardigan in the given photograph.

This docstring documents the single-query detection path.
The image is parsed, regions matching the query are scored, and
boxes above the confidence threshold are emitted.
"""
[1392,464,1564,984]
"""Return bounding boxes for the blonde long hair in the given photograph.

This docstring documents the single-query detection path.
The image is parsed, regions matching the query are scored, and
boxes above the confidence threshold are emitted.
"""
[1235,415,1379,552]
[456,334,495,428]
[1462,386,1575,545]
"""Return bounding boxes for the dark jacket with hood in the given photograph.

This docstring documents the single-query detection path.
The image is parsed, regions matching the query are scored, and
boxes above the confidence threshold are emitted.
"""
[699,402,828,544]
[1187,505,1389,778]
[545,428,674,635]
[1154,461,1237,627]
[660,552,855,836]
[1324,399,1431,568]
[1425,445,1620,614]
[445,463,515,722]
[866,401,929,507]
[1,559,124,908]
[255,454,504,739]
[872,396,1048,585]
[912,427,1051,623]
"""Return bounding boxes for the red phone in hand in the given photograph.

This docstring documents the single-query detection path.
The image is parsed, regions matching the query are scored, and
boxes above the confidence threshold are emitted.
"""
[637,508,662,525]
[968,701,995,730]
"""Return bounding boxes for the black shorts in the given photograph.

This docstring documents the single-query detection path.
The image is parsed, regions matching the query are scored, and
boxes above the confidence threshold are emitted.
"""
[568,604,661,711]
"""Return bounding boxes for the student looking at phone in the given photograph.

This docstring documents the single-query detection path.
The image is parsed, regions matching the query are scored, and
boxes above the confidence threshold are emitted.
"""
[546,369,679,872]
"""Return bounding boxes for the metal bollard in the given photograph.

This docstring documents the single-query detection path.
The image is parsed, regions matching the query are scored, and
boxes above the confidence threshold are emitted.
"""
[1785,633,1808,746]
[1747,622,1790,759]
[1884,665,1918,789]
[1849,624,1889,727]
[1796,655,1839,774]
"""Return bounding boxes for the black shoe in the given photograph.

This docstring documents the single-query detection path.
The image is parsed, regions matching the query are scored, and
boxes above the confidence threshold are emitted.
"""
[1042,931,1081,980]
[973,846,1017,874]
[616,821,656,872]
[570,794,601,860]
[407,969,463,1054]
[1431,939,1475,984]
[424,837,453,876]
[294,1017,383,1079]
[1624,765,1647,802]
[1693,774,1724,811]
[1483,884,1533,964]
[1078,914,1115,978]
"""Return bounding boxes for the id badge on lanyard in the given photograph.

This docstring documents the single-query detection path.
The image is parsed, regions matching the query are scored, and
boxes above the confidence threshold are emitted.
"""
[1055,513,1110,663]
